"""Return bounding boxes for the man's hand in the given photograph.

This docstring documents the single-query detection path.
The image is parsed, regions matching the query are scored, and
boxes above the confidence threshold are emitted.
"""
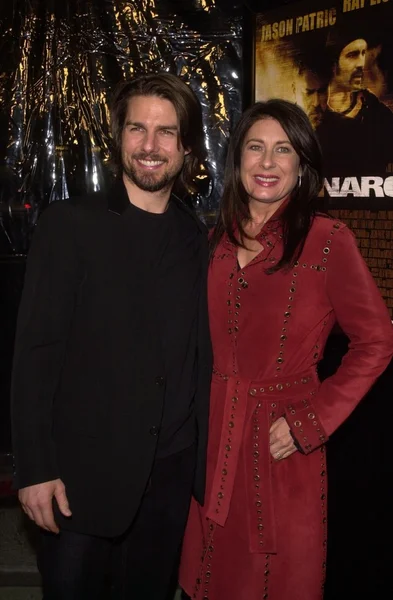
[18,479,72,533]
[269,417,297,461]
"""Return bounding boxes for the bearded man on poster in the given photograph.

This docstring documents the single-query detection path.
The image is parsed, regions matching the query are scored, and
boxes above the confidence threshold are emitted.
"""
[317,35,393,177]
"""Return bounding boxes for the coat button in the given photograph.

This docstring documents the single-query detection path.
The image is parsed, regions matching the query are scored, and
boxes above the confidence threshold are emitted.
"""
[155,376,165,386]
[149,426,159,436]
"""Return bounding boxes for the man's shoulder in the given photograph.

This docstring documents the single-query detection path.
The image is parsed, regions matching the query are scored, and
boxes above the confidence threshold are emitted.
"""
[316,108,353,137]
[362,89,393,118]
[362,89,381,106]
[35,193,110,242]
[171,195,208,234]
[68,190,109,213]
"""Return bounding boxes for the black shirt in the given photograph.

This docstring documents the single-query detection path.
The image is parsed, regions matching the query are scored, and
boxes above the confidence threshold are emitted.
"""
[124,198,200,457]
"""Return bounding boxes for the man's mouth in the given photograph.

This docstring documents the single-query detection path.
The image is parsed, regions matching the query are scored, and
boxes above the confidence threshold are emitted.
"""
[133,156,167,170]
[138,159,165,167]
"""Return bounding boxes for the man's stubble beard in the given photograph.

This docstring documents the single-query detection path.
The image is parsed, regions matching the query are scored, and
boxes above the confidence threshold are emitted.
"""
[123,154,184,193]
[350,72,364,90]
[335,65,364,92]
[309,107,325,129]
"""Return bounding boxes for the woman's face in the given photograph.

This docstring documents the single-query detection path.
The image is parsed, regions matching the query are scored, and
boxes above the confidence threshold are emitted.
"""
[240,117,301,210]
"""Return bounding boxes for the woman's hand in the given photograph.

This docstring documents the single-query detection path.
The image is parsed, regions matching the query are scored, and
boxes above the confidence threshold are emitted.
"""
[269,417,297,461]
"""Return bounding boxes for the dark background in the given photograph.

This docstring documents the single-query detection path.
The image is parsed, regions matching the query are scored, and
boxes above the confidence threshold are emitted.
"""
[0,1,392,598]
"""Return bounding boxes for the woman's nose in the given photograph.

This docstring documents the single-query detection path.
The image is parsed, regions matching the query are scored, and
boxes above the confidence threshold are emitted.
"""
[260,148,275,168]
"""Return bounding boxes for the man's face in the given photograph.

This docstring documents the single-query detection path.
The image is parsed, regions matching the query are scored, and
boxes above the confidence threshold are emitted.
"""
[121,95,189,193]
[297,71,328,128]
[335,39,367,91]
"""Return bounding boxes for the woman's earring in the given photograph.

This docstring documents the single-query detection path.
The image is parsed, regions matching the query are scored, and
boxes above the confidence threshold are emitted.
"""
[298,173,302,187]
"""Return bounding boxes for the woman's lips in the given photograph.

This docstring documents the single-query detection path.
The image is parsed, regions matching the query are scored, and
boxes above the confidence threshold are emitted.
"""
[254,175,279,187]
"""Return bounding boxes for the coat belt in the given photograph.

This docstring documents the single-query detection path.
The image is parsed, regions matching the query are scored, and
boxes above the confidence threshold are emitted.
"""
[205,367,318,553]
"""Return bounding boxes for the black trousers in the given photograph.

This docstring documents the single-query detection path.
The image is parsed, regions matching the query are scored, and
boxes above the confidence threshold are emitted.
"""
[38,444,196,599]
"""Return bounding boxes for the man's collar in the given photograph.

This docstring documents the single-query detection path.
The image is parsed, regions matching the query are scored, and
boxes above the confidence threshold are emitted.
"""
[171,193,207,233]
[107,178,206,233]
[107,178,131,216]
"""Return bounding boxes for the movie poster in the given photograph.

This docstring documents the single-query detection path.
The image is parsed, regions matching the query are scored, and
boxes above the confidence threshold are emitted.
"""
[254,0,393,315]
[255,0,393,210]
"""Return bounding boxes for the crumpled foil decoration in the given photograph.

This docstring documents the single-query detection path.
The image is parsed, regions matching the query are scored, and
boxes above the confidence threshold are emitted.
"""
[0,0,243,253]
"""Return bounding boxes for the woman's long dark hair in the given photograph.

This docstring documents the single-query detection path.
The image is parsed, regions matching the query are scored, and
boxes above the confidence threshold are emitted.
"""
[210,99,324,273]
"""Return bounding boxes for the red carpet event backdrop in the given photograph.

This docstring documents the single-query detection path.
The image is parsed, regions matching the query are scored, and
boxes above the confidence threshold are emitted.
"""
[0,0,243,252]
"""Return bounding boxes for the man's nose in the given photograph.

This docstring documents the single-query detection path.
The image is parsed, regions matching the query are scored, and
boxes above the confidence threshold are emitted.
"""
[310,93,319,108]
[141,131,159,154]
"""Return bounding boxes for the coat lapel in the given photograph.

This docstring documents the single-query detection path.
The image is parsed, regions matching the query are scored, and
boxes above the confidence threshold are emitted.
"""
[107,178,131,216]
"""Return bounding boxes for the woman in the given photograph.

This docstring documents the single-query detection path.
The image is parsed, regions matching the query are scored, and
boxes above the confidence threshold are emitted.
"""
[179,99,393,600]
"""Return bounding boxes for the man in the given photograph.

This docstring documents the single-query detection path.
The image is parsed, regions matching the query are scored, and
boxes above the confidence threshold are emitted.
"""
[328,38,367,115]
[11,73,212,599]
[316,36,393,177]
[292,63,329,128]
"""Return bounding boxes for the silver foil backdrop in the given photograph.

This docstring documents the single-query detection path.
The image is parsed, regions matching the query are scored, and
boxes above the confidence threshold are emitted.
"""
[0,0,243,253]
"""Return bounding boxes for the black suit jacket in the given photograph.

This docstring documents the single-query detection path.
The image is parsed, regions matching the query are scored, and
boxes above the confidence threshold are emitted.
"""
[11,180,212,537]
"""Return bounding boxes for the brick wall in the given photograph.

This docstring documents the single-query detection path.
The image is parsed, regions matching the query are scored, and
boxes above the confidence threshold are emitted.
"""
[329,210,393,317]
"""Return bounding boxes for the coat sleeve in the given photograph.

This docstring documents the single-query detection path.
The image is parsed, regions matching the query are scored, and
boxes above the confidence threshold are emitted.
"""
[284,225,393,454]
[11,201,79,488]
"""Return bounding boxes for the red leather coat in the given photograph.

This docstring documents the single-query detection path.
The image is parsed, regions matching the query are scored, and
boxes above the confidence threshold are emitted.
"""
[180,215,393,600]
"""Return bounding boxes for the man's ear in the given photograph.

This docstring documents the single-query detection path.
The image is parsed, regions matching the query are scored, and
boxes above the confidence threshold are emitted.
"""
[184,147,191,156]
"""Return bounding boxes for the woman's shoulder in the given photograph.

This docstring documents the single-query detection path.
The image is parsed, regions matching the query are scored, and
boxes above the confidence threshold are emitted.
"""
[309,213,348,238]
[302,214,356,258]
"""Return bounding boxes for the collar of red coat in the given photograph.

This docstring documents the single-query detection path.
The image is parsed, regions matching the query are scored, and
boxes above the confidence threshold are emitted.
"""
[256,194,290,236]
[221,215,286,270]
[223,195,290,249]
